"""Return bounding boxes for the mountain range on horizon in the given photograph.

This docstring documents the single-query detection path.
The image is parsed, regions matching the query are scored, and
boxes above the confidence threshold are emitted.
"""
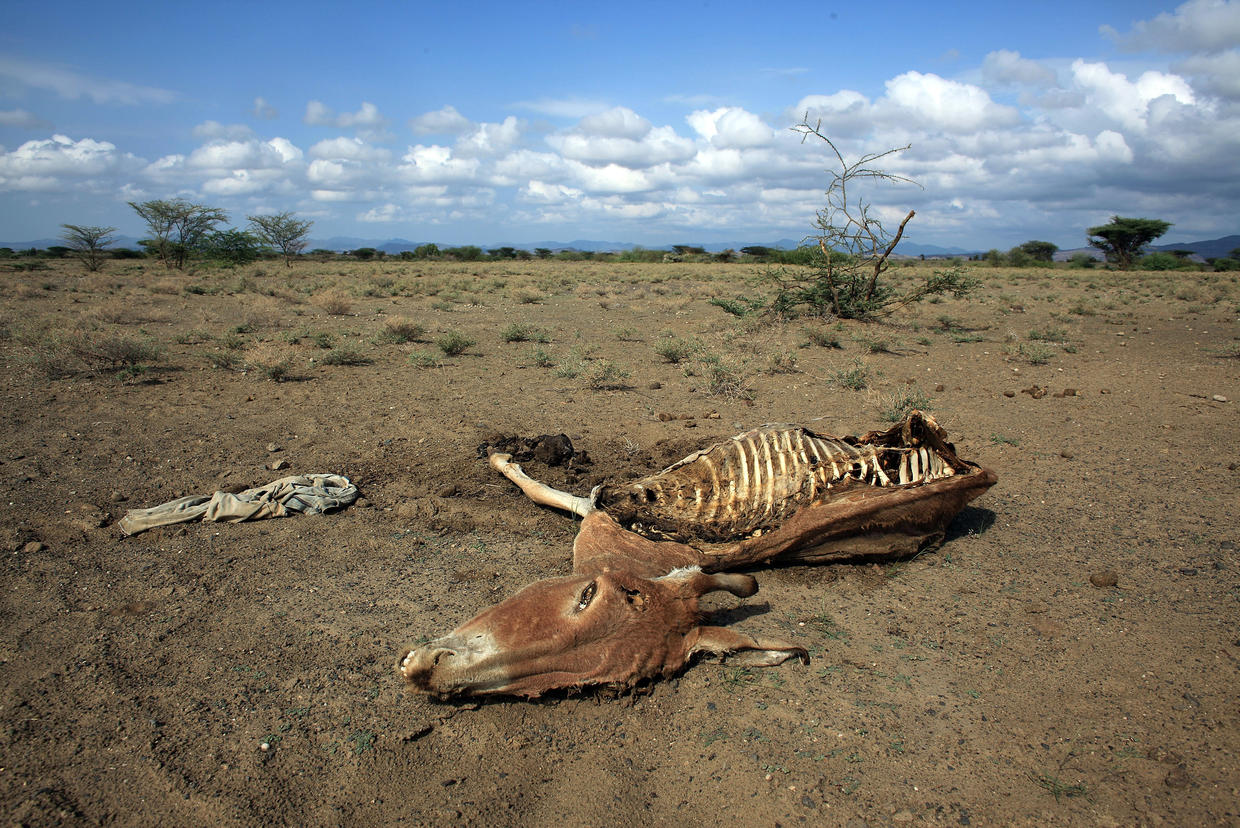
[3,234,1237,260]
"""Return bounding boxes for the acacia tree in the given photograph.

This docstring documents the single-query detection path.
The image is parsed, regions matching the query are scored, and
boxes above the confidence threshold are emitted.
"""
[1087,216,1172,270]
[59,224,116,272]
[764,117,975,319]
[247,211,313,267]
[1017,240,1058,263]
[129,199,229,269]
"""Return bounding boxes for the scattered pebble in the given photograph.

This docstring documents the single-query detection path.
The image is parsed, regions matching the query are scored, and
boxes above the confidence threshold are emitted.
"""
[1090,571,1119,588]
[1212,394,1228,403]
[266,442,281,453]
[1179,567,1198,576]
[1004,391,1016,398]
[22,541,44,554]
[1060,450,1075,459]
[259,741,270,752]
[1164,766,1192,789]
[109,490,127,503]
[935,384,944,392]
[647,381,662,390]
[270,459,289,471]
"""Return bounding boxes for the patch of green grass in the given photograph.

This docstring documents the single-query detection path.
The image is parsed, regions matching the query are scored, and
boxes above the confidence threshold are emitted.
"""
[500,322,550,343]
[653,336,697,364]
[321,346,372,366]
[435,330,476,356]
[878,385,932,421]
[584,360,631,390]
[764,348,799,374]
[530,345,555,368]
[990,433,1020,446]
[409,350,440,368]
[1018,343,1055,365]
[829,359,872,391]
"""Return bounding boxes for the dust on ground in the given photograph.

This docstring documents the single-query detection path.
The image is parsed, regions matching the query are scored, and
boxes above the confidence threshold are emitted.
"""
[1,258,1237,826]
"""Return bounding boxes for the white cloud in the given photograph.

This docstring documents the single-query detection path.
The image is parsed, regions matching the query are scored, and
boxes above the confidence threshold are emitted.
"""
[454,117,522,158]
[398,144,480,182]
[882,72,1021,132]
[1069,60,1196,130]
[549,123,695,168]
[358,203,404,222]
[309,136,391,162]
[409,105,471,135]
[0,134,143,191]
[1103,0,1240,53]
[577,107,651,139]
[687,107,774,148]
[0,55,175,105]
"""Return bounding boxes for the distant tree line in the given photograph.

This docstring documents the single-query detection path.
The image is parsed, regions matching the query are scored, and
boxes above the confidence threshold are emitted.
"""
[25,205,1240,272]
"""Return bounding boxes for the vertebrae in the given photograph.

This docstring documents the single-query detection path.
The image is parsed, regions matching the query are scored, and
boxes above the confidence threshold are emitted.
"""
[599,425,955,541]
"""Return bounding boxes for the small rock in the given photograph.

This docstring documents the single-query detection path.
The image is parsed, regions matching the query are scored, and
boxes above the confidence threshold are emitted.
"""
[437,483,459,498]
[109,490,127,503]
[259,741,270,752]
[1100,388,1111,394]
[355,497,370,509]
[22,541,44,554]
[706,411,720,419]
[270,459,289,471]
[684,421,697,428]
[266,442,281,453]
[1164,765,1192,789]
[1089,571,1119,588]
[1022,385,1048,399]
[658,412,672,421]
[1220,540,1235,550]
[1060,450,1075,459]
[1026,600,1049,614]
[1004,390,1016,398]
[1212,394,1228,403]
[1179,567,1198,576]
[935,384,944,392]
[648,381,662,390]
[892,811,915,823]
[1062,388,1078,396]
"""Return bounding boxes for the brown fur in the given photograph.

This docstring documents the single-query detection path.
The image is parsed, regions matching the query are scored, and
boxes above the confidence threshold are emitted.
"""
[399,411,995,699]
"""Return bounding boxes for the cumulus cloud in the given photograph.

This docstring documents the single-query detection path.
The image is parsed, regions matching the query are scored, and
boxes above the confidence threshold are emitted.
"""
[409,105,471,135]
[454,117,522,158]
[309,136,392,162]
[0,55,176,105]
[686,107,774,148]
[1103,0,1240,53]
[1069,60,1196,130]
[0,134,144,191]
[883,72,1021,132]
[549,110,695,169]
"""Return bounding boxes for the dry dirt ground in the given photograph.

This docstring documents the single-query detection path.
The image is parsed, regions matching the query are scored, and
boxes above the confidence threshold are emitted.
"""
[1,257,1238,826]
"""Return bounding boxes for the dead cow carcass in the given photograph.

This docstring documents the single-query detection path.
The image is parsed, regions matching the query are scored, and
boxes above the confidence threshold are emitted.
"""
[399,411,996,699]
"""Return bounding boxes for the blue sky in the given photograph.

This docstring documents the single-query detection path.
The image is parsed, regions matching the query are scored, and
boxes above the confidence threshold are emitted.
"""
[2,0,1238,249]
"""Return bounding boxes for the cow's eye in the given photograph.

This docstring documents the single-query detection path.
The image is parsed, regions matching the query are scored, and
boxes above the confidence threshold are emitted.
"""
[575,581,597,612]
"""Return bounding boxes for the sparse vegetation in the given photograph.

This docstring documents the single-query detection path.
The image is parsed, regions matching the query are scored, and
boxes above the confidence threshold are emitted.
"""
[436,330,476,356]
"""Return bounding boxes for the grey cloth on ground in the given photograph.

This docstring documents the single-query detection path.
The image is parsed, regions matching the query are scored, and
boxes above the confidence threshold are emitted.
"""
[118,474,358,536]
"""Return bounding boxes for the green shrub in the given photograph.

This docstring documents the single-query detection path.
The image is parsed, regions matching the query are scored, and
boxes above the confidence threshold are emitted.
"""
[435,331,476,356]
[653,336,697,363]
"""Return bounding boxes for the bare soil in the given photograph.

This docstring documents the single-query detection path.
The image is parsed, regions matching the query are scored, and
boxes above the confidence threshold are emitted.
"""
[1,258,1238,826]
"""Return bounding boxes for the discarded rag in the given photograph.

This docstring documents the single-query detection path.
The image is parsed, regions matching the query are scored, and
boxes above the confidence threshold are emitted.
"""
[117,474,358,536]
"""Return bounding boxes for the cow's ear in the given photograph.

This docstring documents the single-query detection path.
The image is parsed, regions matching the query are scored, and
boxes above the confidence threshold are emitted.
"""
[683,626,808,667]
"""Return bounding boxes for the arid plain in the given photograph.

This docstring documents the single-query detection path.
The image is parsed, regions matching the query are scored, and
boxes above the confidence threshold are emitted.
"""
[1,257,1237,825]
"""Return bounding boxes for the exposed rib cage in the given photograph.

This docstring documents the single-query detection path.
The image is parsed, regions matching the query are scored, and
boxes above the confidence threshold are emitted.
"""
[597,424,955,542]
